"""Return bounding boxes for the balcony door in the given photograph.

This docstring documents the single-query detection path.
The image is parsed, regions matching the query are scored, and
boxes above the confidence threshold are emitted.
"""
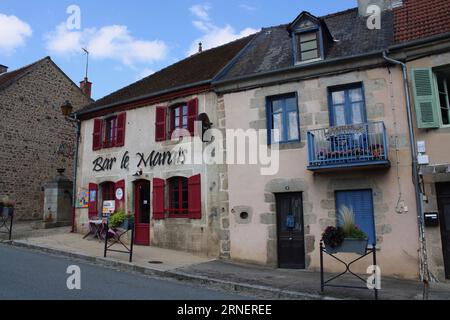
[329,84,367,127]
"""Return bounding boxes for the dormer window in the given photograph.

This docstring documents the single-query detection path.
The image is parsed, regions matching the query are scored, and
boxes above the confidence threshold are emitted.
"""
[296,30,320,62]
[288,11,332,65]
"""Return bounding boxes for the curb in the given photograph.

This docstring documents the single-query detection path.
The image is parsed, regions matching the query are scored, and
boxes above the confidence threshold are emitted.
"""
[5,240,332,300]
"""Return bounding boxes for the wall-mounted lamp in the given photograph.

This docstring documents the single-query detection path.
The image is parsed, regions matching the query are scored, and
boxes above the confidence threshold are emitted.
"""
[61,100,74,118]
[133,168,143,177]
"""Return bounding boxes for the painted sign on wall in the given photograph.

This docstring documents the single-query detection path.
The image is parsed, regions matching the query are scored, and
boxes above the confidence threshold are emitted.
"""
[92,148,187,172]
[76,189,89,208]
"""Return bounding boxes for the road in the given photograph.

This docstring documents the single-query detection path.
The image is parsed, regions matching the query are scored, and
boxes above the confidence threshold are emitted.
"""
[0,245,251,300]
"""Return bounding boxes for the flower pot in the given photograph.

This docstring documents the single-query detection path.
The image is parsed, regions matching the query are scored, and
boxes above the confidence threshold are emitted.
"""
[1,207,13,218]
[325,238,368,256]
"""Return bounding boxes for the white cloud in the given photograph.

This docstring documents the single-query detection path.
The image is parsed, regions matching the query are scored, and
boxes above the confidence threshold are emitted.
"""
[189,4,212,21]
[188,4,259,56]
[0,14,32,54]
[188,25,258,55]
[45,23,168,67]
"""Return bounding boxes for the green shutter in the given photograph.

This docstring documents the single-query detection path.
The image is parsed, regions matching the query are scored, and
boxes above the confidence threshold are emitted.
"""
[411,68,440,129]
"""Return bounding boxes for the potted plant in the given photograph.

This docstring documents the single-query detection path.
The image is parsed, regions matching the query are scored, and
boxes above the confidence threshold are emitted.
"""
[109,210,135,230]
[0,197,14,217]
[322,206,369,255]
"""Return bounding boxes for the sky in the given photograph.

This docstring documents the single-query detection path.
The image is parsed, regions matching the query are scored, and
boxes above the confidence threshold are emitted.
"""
[0,0,357,100]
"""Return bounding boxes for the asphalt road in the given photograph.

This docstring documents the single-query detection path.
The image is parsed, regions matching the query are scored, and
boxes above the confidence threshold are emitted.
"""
[0,245,251,300]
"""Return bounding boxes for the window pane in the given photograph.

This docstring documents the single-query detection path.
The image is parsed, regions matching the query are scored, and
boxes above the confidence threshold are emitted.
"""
[285,97,297,111]
[182,115,188,128]
[301,50,319,61]
[272,113,283,143]
[300,40,317,52]
[333,105,346,126]
[349,88,363,102]
[332,91,345,105]
[288,111,299,141]
[351,102,364,124]
[182,105,188,116]
[272,99,283,113]
[175,108,180,117]
[300,32,317,43]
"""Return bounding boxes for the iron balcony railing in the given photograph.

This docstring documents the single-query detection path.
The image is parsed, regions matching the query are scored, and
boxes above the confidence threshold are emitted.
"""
[307,121,389,170]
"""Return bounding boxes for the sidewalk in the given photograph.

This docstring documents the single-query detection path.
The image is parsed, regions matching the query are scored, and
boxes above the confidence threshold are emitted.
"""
[2,229,450,300]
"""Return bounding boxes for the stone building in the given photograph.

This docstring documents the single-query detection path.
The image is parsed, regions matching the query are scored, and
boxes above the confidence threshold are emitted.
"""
[212,0,450,281]
[392,0,450,281]
[0,57,92,220]
[74,38,252,256]
[73,0,450,282]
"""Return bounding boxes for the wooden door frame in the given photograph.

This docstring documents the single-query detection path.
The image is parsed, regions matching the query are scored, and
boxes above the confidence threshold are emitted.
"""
[275,192,305,269]
[134,179,151,246]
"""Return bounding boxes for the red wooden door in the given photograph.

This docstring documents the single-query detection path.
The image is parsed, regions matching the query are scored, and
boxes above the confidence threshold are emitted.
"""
[134,180,151,246]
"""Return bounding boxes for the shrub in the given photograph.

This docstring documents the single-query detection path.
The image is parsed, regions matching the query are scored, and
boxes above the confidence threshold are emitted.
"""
[109,210,134,229]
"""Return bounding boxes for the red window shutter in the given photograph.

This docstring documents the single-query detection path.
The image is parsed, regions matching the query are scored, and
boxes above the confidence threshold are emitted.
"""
[88,183,98,219]
[187,98,199,136]
[153,178,165,220]
[115,180,126,211]
[188,174,201,219]
[155,107,167,142]
[93,119,103,151]
[116,113,126,147]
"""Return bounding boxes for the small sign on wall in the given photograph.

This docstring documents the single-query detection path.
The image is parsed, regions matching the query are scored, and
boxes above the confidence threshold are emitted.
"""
[115,188,124,201]
[102,201,116,215]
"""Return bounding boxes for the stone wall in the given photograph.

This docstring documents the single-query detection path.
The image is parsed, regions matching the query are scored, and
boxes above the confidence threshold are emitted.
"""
[0,58,91,220]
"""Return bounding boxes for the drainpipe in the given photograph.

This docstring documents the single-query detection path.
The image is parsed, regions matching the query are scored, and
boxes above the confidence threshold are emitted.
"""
[71,115,81,233]
[382,51,430,298]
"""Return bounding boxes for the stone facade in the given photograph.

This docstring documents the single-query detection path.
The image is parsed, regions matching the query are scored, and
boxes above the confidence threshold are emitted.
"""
[0,57,91,220]
[75,92,230,258]
[407,51,450,281]
[223,66,421,279]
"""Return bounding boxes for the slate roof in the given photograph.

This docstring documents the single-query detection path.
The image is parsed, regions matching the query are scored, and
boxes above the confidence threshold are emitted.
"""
[218,8,394,81]
[394,0,450,43]
[81,35,255,112]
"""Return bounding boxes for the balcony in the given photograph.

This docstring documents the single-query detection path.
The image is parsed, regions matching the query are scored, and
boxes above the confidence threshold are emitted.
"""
[307,122,390,172]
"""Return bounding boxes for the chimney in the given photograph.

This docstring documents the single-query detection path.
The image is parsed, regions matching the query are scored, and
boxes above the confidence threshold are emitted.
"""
[357,0,403,17]
[80,77,92,98]
[198,42,203,53]
[0,64,8,74]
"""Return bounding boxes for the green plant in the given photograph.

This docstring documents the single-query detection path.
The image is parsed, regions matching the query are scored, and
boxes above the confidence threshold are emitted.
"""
[337,206,368,240]
[109,210,134,229]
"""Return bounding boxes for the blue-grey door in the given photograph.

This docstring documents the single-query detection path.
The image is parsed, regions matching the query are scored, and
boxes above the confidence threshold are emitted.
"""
[335,190,376,245]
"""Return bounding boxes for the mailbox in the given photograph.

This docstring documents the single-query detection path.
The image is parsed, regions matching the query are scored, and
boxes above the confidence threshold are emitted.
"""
[424,212,439,227]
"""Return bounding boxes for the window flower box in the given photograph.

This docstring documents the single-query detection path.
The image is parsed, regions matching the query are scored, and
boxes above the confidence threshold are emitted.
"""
[325,238,368,256]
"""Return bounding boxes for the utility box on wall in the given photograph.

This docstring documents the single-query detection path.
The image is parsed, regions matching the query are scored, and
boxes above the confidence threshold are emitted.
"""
[42,169,73,228]
[424,212,440,227]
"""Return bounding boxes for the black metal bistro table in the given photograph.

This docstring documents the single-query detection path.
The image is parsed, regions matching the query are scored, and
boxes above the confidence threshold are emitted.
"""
[320,241,379,300]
